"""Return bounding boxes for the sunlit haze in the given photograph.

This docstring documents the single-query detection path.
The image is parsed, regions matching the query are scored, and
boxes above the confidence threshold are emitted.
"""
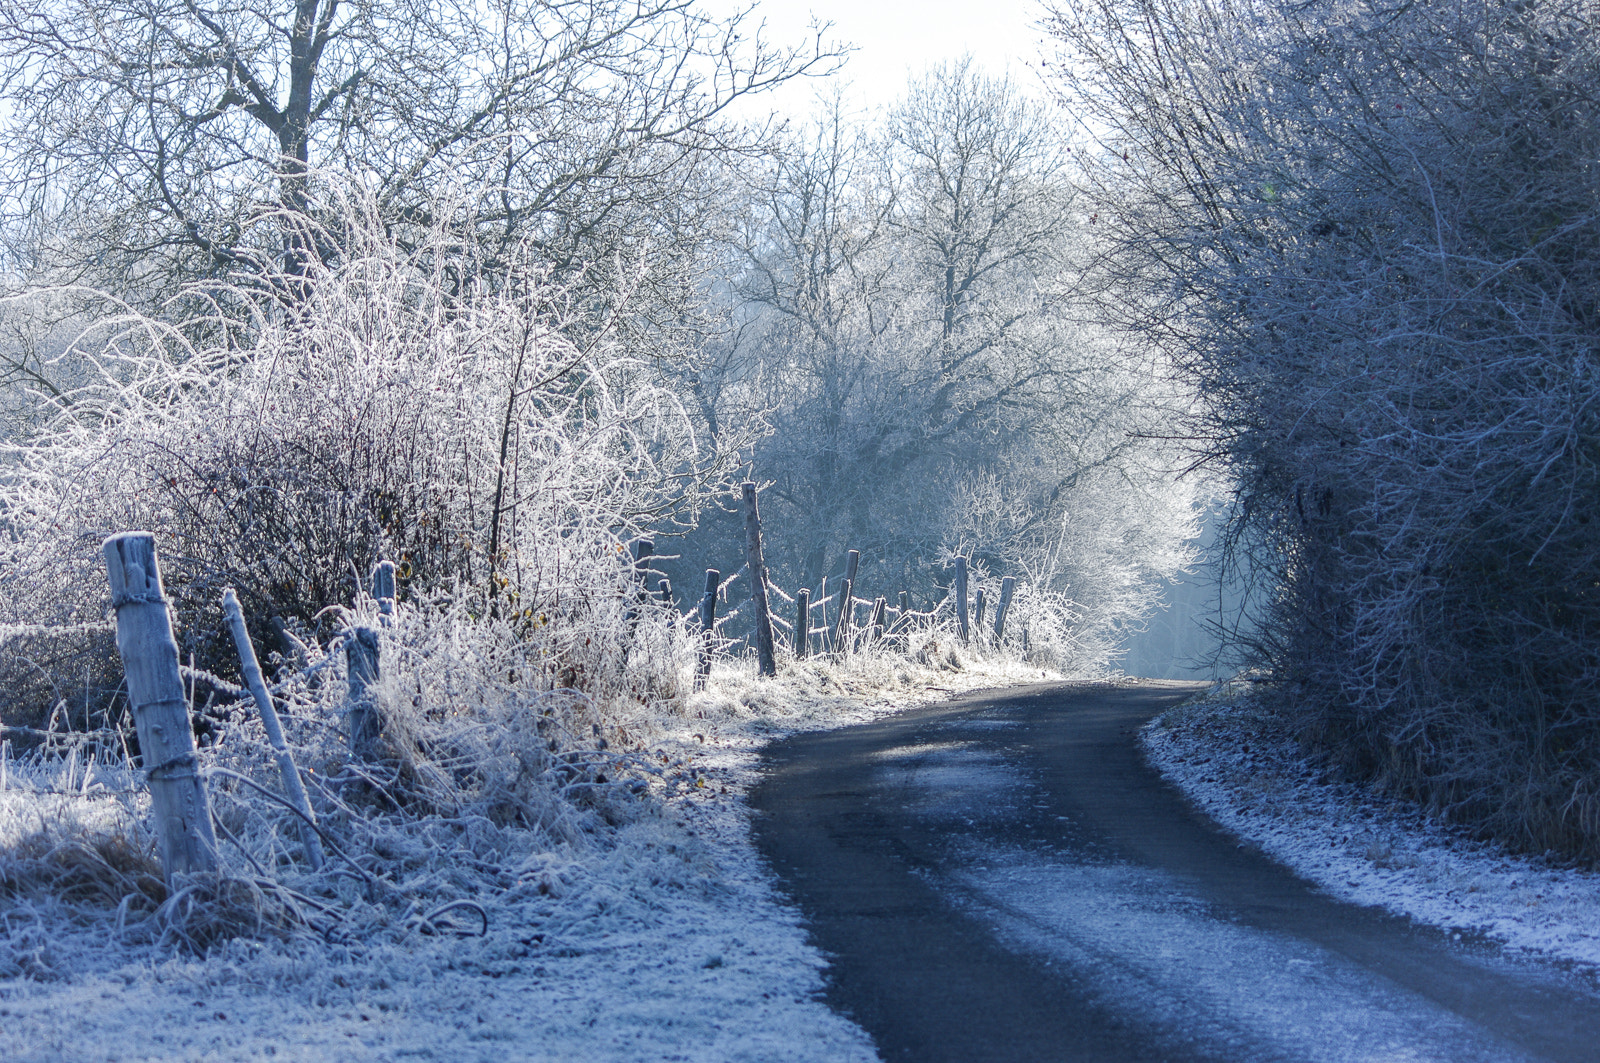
[699,0,1053,121]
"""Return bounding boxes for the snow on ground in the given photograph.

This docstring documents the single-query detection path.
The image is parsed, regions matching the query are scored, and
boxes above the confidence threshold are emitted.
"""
[1142,690,1600,974]
[0,651,1056,1062]
[950,851,1540,1063]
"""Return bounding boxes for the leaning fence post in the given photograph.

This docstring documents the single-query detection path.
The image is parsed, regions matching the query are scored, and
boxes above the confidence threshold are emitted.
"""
[371,559,396,625]
[954,556,971,644]
[222,589,324,870]
[742,482,777,677]
[696,569,719,688]
[795,589,811,658]
[103,532,218,884]
[994,576,1016,639]
[346,627,381,762]
[834,549,860,651]
[871,596,887,642]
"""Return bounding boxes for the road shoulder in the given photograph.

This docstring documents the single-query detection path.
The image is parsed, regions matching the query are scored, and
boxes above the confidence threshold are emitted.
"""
[1144,691,1600,976]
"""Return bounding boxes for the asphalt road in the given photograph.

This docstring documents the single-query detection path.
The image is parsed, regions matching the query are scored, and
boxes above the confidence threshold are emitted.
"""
[748,681,1600,1063]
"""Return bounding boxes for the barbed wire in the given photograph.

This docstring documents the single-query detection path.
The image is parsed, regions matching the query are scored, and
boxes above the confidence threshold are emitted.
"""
[0,620,116,645]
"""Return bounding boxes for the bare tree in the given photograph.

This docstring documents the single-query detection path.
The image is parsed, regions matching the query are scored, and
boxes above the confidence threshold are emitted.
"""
[0,0,838,307]
[678,62,1200,656]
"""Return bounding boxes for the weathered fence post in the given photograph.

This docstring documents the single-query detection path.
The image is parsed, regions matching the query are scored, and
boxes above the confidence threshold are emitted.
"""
[974,588,987,640]
[371,559,396,625]
[834,549,860,650]
[742,482,778,677]
[696,569,719,688]
[954,556,971,644]
[871,596,887,642]
[346,627,382,762]
[795,589,811,658]
[103,532,218,884]
[658,578,673,606]
[994,576,1016,639]
[816,576,830,651]
[222,589,324,870]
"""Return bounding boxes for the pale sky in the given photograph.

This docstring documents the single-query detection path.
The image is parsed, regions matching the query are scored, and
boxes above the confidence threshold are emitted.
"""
[698,0,1055,122]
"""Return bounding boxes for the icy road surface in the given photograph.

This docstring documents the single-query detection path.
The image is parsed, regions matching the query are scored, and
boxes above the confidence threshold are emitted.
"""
[751,681,1600,1063]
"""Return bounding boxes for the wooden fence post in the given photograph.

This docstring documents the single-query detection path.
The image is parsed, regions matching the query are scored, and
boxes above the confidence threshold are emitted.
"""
[974,589,987,640]
[834,549,860,650]
[346,627,382,762]
[103,532,218,883]
[816,576,829,651]
[871,596,887,642]
[371,559,396,625]
[742,482,777,677]
[795,589,810,658]
[696,569,719,688]
[994,576,1016,639]
[954,556,970,644]
[658,578,672,606]
[221,589,324,870]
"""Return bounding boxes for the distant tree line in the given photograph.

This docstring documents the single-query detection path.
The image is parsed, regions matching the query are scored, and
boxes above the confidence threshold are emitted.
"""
[0,4,1201,727]
[672,60,1199,667]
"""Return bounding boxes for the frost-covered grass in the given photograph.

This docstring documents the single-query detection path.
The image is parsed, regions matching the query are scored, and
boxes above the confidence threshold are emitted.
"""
[0,636,1058,1062]
[1143,692,1600,972]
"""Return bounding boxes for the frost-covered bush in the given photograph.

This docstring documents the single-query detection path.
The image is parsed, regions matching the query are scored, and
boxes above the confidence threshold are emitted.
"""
[0,186,722,709]
[0,184,729,964]
[1050,0,1600,857]
[0,588,700,976]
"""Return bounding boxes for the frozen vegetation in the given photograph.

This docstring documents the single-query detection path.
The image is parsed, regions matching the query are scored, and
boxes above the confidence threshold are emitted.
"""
[1144,691,1600,974]
[0,650,1056,1061]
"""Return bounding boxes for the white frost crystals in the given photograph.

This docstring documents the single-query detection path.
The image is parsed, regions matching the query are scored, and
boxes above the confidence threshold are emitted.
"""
[1143,695,1600,973]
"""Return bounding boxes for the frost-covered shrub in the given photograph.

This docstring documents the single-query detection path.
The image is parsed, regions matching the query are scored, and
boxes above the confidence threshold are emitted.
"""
[0,589,697,973]
[0,186,720,712]
[1050,0,1600,857]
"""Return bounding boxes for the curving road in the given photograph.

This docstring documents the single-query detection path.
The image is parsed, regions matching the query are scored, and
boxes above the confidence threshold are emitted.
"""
[749,681,1600,1063]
